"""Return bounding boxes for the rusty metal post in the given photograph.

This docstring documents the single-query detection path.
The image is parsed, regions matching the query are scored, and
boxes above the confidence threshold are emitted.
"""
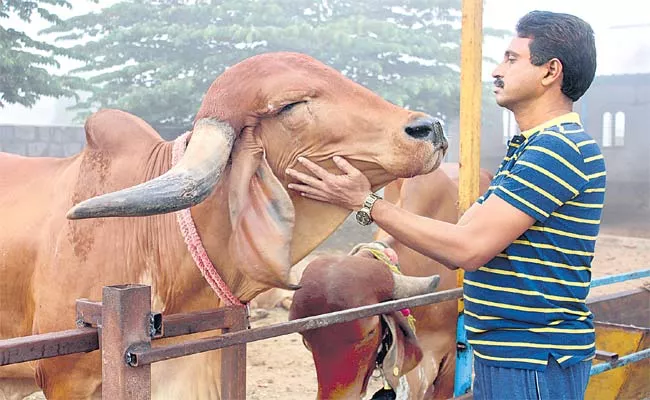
[220,306,248,400]
[102,285,152,400]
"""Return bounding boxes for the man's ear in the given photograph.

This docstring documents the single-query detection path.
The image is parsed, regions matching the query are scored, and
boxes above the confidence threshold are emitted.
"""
[542,58,564,87]
[228,127,297,289]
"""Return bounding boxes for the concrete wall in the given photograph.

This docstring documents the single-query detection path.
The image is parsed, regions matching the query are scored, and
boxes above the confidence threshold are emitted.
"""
[0,125,85,157]
[0,124,186,158]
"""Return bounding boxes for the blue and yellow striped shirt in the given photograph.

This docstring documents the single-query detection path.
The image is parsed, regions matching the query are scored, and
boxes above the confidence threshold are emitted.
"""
[465,112,606,371]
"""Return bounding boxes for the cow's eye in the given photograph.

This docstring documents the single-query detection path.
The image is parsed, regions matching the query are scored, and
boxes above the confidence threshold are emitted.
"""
[279,101,306,114]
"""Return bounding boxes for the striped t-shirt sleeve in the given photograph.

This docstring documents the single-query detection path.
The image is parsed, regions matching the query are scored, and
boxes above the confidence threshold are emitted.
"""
[492,131,589,222]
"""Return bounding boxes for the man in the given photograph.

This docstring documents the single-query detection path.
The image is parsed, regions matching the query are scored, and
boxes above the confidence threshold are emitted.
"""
[286,10,605,400]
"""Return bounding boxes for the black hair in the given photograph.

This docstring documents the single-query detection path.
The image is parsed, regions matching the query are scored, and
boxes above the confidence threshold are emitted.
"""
[516,11,597,101]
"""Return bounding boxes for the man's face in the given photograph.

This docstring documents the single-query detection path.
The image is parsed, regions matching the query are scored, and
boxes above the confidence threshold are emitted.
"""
[491,37,546,110]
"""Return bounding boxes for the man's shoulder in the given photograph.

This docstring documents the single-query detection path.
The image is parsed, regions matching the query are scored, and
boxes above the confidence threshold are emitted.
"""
[530,127,585,155]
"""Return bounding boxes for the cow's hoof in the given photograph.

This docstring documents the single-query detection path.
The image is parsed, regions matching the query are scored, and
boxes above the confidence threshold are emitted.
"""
[370,388,396,400]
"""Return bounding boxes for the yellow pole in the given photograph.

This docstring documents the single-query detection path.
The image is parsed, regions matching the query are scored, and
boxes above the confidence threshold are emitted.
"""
[457,0,483,307]
[454,0,483,397]
[455,2,484,394]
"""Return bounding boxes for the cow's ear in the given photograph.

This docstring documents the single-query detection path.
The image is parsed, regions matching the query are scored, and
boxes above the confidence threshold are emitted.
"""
[228,127,297,289]
[380,312,423,390]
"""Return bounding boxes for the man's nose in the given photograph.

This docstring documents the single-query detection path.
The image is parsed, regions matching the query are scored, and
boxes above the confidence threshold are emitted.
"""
[492,64,503,79]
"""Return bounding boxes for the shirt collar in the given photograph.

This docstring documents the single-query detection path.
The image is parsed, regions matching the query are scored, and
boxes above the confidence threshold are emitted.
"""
[520,112,582,139]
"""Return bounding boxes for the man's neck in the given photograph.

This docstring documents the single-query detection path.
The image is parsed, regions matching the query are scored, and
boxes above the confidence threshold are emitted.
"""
[512,95,573,132]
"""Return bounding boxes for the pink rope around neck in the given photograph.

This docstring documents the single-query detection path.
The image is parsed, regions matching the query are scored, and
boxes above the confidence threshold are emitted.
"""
[172,132,243,307]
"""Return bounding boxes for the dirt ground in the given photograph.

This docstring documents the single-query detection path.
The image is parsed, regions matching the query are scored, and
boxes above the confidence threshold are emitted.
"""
[245,226,650,400]
[22,225,649,400]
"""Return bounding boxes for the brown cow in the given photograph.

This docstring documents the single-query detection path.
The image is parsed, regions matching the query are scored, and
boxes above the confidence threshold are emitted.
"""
[290,163,492,399]
[0,52,447,399]
[289,247,441,399]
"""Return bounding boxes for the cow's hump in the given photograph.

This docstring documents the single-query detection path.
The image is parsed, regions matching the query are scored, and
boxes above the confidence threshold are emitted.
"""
[83,109,163,155]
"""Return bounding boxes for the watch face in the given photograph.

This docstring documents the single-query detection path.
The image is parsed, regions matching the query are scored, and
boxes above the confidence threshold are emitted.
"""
[356,210,372,225]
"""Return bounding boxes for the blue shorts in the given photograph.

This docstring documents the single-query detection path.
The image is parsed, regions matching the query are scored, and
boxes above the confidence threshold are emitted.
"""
[473,356,591,400]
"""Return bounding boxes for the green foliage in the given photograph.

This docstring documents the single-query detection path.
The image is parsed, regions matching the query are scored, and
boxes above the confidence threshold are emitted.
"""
[46,0,506,126]
[0,0,85,107]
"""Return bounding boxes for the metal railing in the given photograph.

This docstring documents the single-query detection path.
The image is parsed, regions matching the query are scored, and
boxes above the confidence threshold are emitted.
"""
[1,269,648,399]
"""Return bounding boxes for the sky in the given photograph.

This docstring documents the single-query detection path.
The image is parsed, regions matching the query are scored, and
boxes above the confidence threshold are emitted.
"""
[0,0,647,125]
[482,0,649,77]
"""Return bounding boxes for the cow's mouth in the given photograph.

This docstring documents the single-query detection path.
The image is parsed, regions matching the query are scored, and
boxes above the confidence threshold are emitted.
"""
[425,147,446,174]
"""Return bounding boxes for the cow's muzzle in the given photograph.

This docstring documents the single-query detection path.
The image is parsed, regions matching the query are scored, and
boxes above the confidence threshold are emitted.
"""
[404,116,448,152]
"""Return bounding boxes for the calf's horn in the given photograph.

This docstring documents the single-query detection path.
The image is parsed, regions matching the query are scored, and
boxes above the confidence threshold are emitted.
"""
[67,118,235,219]
[391,273,440,299]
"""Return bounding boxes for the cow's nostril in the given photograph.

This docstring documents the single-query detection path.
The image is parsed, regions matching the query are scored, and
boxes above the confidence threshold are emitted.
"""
[405,118,434,139]
[432,119,449,150]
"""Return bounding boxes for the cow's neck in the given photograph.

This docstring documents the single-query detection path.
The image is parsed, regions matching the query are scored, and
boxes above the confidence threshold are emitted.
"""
[290,197,351,260]
[186,178,353,304]
[166,136,379,304]
[187,173,353,303]
[185,176,248,299]
[125,139,219,313]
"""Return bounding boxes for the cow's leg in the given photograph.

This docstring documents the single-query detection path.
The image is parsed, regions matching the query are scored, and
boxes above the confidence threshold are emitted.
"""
[409,333,456,400]
[0,363,41,400]
[150,335,223,400]
[35,353,102,400]
[417,335,456,400]
[0,378,41,400]
[429,349,456,400]
[406,348,439,400]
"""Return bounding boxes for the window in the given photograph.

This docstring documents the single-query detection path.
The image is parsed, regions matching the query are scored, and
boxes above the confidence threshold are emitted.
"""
[602,111,626,148]
[602,112,613,147]
[502,110,510,144]
[502,110,519,144]
[614,111,625,147]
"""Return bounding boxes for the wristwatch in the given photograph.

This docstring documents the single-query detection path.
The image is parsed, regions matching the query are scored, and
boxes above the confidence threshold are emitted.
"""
[355,193,382,226]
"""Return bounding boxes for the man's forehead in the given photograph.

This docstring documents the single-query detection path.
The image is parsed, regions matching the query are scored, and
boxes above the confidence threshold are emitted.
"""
[506,37,532,56]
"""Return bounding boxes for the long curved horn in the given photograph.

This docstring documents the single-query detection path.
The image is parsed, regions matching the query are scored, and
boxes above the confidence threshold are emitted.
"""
[67,118,235,219]
[391,273,440,299]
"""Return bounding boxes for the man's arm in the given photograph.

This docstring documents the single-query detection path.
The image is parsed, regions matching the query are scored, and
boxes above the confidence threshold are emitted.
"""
[369,194,534,271]
[286,156,535,272]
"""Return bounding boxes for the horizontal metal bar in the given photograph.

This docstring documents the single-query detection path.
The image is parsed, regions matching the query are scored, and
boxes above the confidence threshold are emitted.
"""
[159,307,243,339]
[0,327,98,366]
[7,267,646,369]
[127,287,463,366]
[590,348,650,376]
[76,299,103,328]
[591,268,650,288]
[595,350,619,362]
[0,305,245,366]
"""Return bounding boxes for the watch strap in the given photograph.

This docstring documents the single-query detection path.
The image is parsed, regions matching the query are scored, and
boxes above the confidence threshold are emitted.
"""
[362,193,382,216]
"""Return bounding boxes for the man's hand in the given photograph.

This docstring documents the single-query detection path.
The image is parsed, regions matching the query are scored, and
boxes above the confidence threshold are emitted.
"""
[286,156,372,211]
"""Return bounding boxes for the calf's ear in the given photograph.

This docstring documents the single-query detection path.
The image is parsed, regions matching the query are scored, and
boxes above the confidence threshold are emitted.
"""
[380,312,423,390]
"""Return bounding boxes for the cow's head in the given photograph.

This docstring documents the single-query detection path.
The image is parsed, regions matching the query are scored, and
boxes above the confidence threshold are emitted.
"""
[67,52,448,289]
[289,245,440,399]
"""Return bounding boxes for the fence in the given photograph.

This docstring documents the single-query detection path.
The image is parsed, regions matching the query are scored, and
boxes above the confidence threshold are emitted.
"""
[1,269,649,399]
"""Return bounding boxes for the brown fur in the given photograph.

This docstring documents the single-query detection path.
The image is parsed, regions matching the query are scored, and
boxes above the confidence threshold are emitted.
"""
[289,254,422,399]
[0,52,445,399]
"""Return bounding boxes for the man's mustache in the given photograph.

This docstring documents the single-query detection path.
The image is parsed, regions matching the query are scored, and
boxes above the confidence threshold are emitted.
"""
[494,78,504,89]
